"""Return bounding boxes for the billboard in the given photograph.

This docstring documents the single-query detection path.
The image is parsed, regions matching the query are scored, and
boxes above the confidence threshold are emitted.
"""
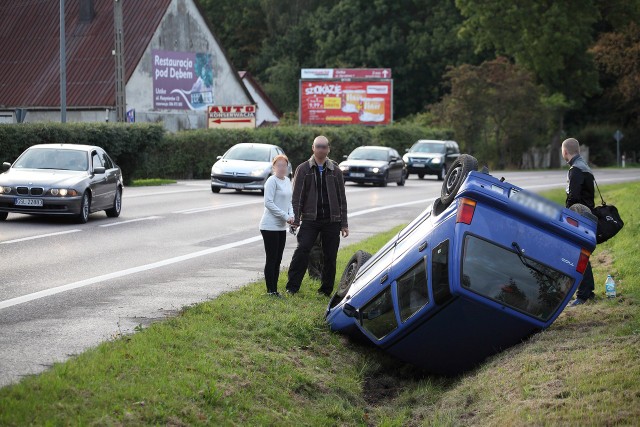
[152,49,214,110]
[299,80,392,125]
[207,105,257,128]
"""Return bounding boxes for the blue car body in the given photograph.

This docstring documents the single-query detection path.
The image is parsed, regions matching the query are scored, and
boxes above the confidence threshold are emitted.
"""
[326,171,596,375]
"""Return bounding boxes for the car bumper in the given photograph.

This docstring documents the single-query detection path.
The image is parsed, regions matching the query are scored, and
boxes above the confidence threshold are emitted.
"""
[211,175,267,191]
[0,195,83,216]
[406,164,442,174]
[343,172,387,183]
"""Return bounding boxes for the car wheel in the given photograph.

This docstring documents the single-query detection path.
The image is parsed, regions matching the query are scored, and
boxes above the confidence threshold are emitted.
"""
[105,187,122,218]
[235,189,243,193]
[0,212,7,221]
[333,250,373,303]
[438,166,447,181]
[379,172,388,187]
[211,186,220,193]
[76,191,91,224]
[397,171,405,186]
[418,173,424,179]
[440,154,478,206]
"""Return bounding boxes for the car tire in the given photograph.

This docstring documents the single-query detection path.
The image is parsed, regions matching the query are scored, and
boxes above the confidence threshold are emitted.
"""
[418,173,424,179]
[0,212,7,221]
[438,166,447,181]
[440,154,478,206]
[379,172,388,187]
[76,191,91,224]
[397,171,405,186]
[105,187,122,218]
[334,250,373,302]
[211,186,220,193]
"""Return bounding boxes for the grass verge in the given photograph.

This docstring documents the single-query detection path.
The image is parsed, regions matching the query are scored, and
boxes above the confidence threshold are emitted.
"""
[0,183,638,426]
[130,178,177,187]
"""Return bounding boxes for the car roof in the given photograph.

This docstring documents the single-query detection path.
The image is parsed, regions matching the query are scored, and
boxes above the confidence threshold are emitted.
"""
[231,143,280,149]
[29,143,101,152]
[414,140,456,144]
[354,146,391,150]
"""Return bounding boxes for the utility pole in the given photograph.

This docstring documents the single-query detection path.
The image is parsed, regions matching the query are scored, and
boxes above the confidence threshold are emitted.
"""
[60,0,67,123]
[113,0,126,122]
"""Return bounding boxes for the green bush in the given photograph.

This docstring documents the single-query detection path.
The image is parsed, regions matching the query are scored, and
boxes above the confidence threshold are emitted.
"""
[0,123,165,184]
[577,124,617,166]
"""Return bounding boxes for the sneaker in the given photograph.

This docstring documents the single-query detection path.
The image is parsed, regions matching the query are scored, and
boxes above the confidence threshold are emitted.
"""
[568,298,587,307]
[268,291,283,298]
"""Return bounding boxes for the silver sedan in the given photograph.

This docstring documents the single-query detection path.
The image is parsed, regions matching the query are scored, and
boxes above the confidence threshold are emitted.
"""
[0,144,123,223]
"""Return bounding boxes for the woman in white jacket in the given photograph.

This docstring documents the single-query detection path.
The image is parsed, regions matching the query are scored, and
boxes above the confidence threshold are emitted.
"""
[259,154,294,297]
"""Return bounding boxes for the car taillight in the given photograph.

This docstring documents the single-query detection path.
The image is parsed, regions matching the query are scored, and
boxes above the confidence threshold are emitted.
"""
[456,198,476,225]
[566,216,579,227]
[576,248,591,274]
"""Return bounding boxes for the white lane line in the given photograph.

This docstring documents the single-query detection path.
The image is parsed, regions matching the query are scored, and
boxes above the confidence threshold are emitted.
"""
[99,216,163,228]
[174,200,263,214]
[0,229,82,245]
[349,198,436,218]
[0,235,262,311]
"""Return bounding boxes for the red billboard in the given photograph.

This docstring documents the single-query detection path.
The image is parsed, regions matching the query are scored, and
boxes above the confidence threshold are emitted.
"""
[299,80,392,126]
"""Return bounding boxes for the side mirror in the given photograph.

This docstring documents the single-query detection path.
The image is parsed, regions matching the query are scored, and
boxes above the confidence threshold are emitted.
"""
[2,162,11,171]
[216,155,222,160]
[93,167,106,174]
[342,303,358,318]
[343,155,348,159]
[405,148,410,152]
[390,156,399,162]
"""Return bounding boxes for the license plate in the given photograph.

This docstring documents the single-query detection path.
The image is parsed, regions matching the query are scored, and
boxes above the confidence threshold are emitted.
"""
[351,173,365,178]
[509,189,560,220]
[413,164,425,168]
[15,198,43,207]
[226,183,243,189]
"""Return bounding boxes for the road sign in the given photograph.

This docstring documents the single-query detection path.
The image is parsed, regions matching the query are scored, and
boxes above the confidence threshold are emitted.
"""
[208,105,256,128]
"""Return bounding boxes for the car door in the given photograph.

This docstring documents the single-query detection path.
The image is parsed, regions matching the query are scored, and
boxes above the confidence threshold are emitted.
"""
[90,150,109,209]
[98,149,119,205]
[390,149,402,181]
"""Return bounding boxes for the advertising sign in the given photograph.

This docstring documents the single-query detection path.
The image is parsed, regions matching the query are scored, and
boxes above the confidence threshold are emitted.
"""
[152,49,214,110]
[207,105,257,128]
[301,68,392,80]
[299,80,392,125]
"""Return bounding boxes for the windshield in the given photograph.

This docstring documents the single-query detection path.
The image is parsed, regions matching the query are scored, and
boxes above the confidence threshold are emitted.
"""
[13,148,88,171]
[348,148,388,161]
[224,145,271,162]
[461,235,574,321]
[411,143,444,154]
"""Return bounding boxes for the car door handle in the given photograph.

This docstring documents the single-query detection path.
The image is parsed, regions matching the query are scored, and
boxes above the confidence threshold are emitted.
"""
[380,273,388,284]
[419,241,428,252]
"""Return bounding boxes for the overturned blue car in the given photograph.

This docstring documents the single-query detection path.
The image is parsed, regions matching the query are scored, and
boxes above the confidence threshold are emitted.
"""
[326,155,597,375]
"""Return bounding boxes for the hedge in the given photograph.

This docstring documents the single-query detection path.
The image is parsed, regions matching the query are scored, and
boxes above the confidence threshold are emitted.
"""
[0,123,453,181]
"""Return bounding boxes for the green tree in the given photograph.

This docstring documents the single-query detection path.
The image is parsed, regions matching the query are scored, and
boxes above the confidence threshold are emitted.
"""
[433,58,550,168]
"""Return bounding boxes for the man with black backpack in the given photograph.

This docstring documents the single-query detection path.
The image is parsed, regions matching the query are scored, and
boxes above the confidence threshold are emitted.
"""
[562,137,596,306]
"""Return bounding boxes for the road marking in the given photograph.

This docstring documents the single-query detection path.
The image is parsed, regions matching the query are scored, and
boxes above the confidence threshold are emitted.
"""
[0,229,82,245]
[174,200,263,214]
[349,198,436,218]
[0,235,263,310]
[99,216,163,227]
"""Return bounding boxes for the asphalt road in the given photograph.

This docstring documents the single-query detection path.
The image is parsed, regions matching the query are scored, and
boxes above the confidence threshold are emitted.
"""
[1,168,638,386]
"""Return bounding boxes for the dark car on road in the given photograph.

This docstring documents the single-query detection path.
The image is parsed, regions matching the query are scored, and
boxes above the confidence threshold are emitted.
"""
[339,146,406,187]
[0,144,123,223]
[210,143,292,194]
[326,155,597,375]
[403,139,459,181]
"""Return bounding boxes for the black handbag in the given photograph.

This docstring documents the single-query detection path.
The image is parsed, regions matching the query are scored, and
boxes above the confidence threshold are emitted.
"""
[593,180,624,244]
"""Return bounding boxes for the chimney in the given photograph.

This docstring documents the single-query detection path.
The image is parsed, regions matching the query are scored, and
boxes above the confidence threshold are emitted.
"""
[80,0,95,23]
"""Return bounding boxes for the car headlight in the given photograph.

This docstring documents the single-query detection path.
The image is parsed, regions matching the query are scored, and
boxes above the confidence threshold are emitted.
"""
[212,166,223,175]
[49,189,78,197]
[251,168,268,177]
[402,155,409,162]
[340,165,349,171]
[1,186,11,194]
[431,157,442,164]
[372,167,380,173]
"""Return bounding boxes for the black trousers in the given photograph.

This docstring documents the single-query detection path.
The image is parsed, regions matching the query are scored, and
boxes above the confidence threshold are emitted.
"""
[286,220,341,294]
[576,261,595,300]
[260,230,287,293]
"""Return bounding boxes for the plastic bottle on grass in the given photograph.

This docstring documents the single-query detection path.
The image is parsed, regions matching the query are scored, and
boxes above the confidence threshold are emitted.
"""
[605,275,616,298]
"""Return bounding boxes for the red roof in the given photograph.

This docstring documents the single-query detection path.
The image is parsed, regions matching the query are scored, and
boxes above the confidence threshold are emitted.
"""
[238,71,282,119]
[0,0,171,108]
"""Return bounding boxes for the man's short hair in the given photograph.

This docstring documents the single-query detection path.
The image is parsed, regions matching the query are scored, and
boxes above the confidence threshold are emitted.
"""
[562,138,580,156]
[313,135,329,147]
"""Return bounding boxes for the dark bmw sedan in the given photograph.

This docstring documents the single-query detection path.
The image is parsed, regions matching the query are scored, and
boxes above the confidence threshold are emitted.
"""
[0,144,123,223]
[339,146,406,187]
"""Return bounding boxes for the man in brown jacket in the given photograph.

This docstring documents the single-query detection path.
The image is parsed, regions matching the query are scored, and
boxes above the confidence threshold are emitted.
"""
[286,135,349,296]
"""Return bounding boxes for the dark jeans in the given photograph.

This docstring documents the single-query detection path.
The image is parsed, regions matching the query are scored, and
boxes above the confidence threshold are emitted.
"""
[576,261,595,300]
[260,230,287,293]
[286,220,341,294]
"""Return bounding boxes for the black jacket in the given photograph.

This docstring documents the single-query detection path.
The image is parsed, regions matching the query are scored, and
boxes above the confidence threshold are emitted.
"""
[565,155,595,210]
